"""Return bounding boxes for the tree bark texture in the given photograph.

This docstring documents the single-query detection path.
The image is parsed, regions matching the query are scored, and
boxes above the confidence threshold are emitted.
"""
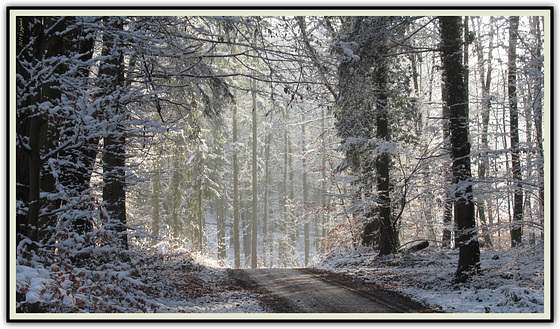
[375,52,397,256]
[101,17,128,250]
[233,103,241,268]
[508,16,523,247]
[302,117,310,265]
[251,77,258,269]
[441,82,454,248]
[439,16,480,282]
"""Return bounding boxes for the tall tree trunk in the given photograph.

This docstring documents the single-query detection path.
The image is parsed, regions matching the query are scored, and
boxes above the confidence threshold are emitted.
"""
[152,158,161,244]
[531,16,544,239]
[57,18,97,239]
[242,197,251,267]
[16,17,45,255]
[508,16,523,247]
[22,17,62,249]
[16,17,97,257]
[375,51,396,256]
[16,17,36,252]
[36,17,70,245]
[217,190,226,260]
[197,175,204,250]
[353,17,397,254]
[251,78,258,269]
[523,81,534,243]
[409,50,420,95]
[439,16,480,282]
[101,17,128,250]
[475,16,495,248]
[232,102,241,268]
[441,83,454,248]
[280,110,290,267]
[103,131,127,249]
[171,152,181,239]
[27,115,43,250]
[320,108,328,240]
[288,124,296,265]
[463,16,470,115]
[302,116,310,265]
[263,130,272,267]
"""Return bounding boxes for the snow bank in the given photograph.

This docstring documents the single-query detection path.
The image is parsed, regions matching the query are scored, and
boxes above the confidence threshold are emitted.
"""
[316,245,545,313]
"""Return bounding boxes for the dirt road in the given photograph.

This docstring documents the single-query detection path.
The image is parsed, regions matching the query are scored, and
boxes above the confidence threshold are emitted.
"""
[230,268,437,313]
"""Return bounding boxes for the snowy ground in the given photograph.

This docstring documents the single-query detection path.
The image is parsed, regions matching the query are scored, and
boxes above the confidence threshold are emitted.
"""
[15,237,547,316]
[138,252,266,313]
[147,243,547,315]
[316,243,546,314]
[14,243,267,315]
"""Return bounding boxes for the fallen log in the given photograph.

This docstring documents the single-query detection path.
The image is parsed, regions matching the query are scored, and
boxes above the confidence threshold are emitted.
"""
[398,240,429,254]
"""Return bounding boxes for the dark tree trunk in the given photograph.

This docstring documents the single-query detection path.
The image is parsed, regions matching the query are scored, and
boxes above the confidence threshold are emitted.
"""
[16,17,43,254]
[439,16,480,283]
[441,82,454,249]
[27,115,43,249]
[103,133,127,249]
[375,54,397,256]
[508,16,523,247]
[57,22,97,237]
[101,17,128,250]
[38,17,89,244]
[344,17,398,254]
[16,17,80,251]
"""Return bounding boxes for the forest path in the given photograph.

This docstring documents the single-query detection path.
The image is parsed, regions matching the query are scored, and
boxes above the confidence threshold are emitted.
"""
[230,268,436,313]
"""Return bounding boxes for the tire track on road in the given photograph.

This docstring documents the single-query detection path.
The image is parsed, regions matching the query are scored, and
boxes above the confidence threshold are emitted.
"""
[230,268,437,313]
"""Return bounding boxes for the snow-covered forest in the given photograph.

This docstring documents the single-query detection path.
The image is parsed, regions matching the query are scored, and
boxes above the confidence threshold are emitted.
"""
[12,10,550,317]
